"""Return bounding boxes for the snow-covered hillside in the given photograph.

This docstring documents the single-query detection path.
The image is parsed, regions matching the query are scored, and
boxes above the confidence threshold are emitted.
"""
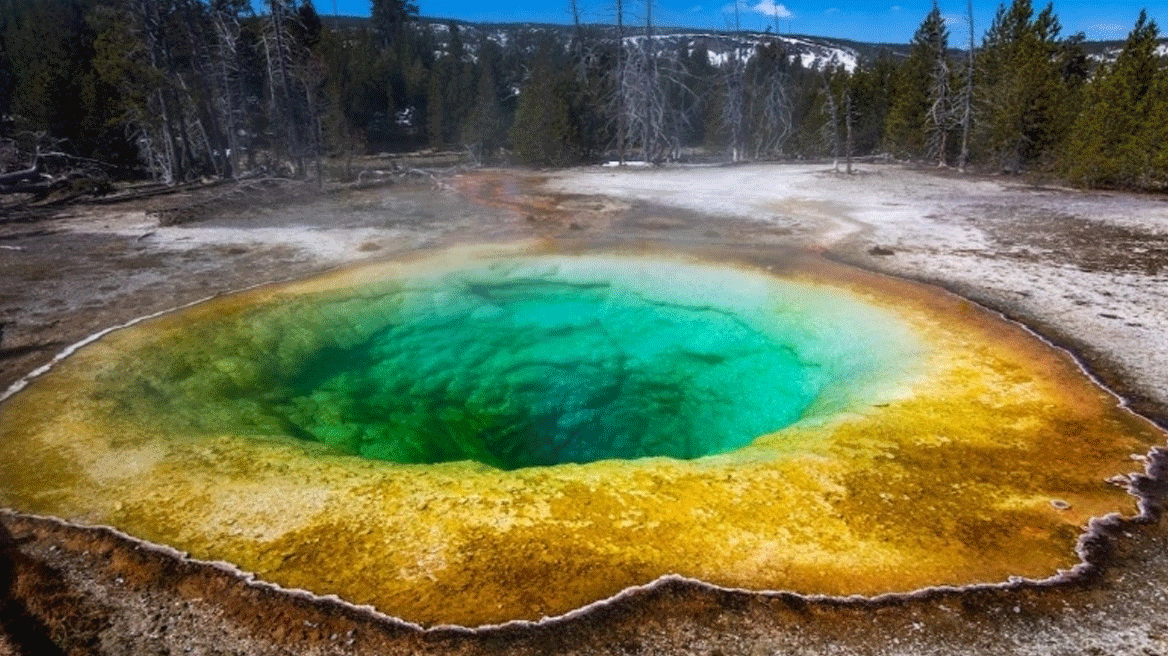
[1078,38,1168,64]
[412,19,877,72]
[621,32,860,72]
[329,15,1164,73]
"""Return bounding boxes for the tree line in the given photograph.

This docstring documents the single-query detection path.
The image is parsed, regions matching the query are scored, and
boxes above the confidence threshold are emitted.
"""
[1,0,1165,190]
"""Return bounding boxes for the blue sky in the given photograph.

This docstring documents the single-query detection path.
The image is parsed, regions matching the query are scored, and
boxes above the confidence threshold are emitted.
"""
[311,0,1163,44]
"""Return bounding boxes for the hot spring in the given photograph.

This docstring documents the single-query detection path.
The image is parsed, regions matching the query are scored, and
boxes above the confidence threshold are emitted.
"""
[195,273,827,468]
[93,254,911,470]
[0,243,1161,626]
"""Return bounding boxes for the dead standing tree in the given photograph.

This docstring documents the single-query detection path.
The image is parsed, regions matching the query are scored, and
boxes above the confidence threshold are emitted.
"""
[844,83,854,173]
[612,32,695,163]
[609,0,664,163]
[761,68,794,157]
[262,0,304,176]
[658,45,699,160]
[209,0,249,178]
[640,0,654,162]
[820,72,839,170]
[617,39,655,161]
[296,54,328,187]
[614,0,626,164]
[748,40,795,158]
[717,1,749,162]
[93,0,243,183]
[119,0,184,183]
[926,51,952,166]
[723,49,746,162]
[819,67,854,173]
[602,0,694,164]
[92,0,216,183]
[957,0,975,172]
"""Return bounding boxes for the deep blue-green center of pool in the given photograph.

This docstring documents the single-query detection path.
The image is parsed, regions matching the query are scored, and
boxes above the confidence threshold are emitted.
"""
[271,279,818,469]
[102,256,916,471]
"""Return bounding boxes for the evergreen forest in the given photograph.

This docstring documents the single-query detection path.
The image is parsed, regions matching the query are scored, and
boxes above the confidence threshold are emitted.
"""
[1,0,1166,191]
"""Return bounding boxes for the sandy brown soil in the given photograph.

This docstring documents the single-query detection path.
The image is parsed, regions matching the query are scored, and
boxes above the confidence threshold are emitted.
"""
[3,165,1168,655]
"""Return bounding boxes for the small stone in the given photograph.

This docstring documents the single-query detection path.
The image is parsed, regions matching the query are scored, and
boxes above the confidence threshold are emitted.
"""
[1049,499,1071,510]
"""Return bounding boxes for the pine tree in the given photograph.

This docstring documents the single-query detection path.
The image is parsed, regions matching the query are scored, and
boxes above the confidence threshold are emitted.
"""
[371,0,418,49]
[849,53,896,156]
[462,44,505,161]
[510,42,582,166]
[1063,10,1162,188]
[1141,65,1168,188]
[1,0,132,162]
[885,1,949,162]
[426,59,448,147]
[975,0,1082,172]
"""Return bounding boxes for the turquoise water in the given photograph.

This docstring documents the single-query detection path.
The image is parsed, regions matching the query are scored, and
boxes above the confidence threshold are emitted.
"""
[100,256,917,470]
[279,279,818,468]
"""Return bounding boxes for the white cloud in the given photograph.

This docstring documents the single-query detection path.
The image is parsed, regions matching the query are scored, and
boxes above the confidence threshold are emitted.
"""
[890,5,902,11]
[825,7,839,13]
[722,0,793,18]
[752,0,792,18]
[688,4,703,10]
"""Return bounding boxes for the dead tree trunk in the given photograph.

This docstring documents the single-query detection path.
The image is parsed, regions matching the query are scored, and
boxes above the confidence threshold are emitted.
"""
[266,0,302,176]
[755,41,793,158]
[958,0,974,173]
[299,57,327,188]
[928,56,951,167]
[212,7,242,178]
[656,47,696,162]
[821,73,840,172]
[137,0,183,183]
[0,160,44,186]
[844,86,854,174]
[728,1,745,162]
[642,0,653,162]
[616,0,626,165]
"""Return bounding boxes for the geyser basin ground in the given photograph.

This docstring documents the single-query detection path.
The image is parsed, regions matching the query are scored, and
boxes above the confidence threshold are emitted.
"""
[0,242,1162,627]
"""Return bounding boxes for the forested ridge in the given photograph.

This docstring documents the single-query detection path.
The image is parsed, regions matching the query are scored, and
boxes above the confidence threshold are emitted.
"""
[1,0,1166,192]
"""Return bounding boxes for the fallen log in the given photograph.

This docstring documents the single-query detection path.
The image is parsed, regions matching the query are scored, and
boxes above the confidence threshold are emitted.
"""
[0,162,42,186]
[0,181,52,196]
[0,170,46,187]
